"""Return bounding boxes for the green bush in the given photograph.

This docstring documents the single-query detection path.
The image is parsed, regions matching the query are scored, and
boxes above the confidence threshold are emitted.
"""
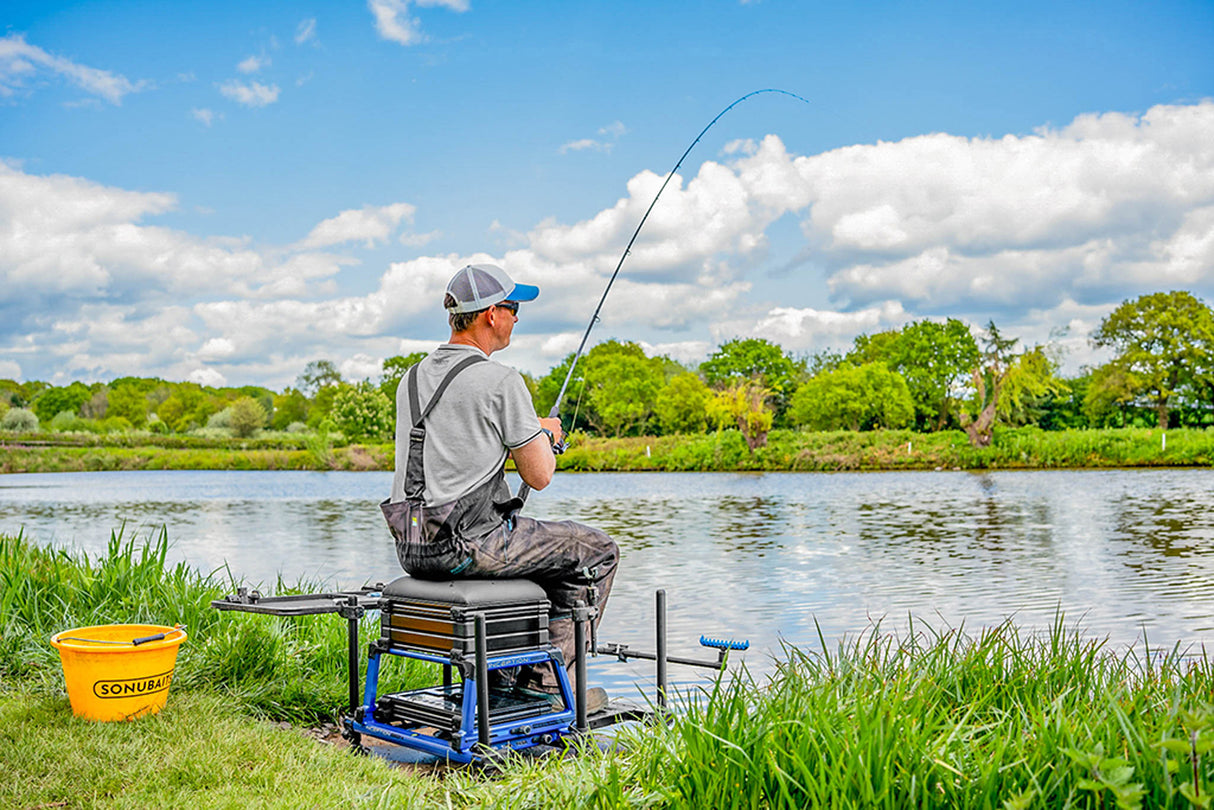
[332,382,392,442]
[228,396,268,438]
[47,410,86,432]
[0,407,38,433]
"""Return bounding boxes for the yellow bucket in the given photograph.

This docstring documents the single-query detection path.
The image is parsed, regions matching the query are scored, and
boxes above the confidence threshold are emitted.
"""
[50,624,187,722]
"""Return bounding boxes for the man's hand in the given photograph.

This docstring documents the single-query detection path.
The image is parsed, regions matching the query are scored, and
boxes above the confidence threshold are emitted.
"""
[538,417,564,446]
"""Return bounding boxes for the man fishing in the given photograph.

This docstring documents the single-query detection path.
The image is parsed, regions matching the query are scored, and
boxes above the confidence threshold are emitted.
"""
[381,262,618,711]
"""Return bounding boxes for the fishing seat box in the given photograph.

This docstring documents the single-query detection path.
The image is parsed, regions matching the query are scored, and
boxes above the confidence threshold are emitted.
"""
[379,577,551,656]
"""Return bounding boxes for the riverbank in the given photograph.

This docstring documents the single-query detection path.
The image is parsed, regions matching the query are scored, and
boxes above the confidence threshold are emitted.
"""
[5,529,1214,807]
[3,425,1212,474]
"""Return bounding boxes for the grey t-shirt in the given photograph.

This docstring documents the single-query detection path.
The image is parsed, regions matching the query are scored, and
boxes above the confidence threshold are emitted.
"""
[389,344,543,506]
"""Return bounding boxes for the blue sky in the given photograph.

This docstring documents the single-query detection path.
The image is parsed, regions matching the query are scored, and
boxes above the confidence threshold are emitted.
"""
[2,0,1212,389]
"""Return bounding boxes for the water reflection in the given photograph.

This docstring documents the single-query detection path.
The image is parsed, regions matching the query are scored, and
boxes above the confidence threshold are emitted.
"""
[6,468,1214,691]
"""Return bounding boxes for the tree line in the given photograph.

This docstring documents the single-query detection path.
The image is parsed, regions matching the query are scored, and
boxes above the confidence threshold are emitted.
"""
[3,291,1212,449]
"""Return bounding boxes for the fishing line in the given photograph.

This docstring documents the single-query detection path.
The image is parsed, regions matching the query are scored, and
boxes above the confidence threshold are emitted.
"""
[515,88,811,509]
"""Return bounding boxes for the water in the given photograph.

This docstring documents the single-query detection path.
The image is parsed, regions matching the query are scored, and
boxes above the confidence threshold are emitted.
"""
[5,468,1214,694]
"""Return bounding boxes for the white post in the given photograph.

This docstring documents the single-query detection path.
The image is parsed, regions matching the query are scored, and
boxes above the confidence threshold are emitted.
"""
[1162,432,1167,451]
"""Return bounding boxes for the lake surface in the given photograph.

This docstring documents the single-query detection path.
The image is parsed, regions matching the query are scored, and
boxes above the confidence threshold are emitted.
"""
[4,468,1214,695]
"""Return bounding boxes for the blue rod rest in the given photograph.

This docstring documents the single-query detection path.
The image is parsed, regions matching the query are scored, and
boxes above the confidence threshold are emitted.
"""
[700,635,749,651]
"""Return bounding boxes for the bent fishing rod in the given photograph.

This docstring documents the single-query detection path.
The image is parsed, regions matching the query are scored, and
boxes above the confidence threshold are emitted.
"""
[514,88,811,509]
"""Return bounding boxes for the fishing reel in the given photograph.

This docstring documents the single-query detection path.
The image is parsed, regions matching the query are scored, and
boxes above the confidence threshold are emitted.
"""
[542,427,568,455]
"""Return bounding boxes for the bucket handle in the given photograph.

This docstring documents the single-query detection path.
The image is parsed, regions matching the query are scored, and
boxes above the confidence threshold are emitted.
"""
[58,624,187,646]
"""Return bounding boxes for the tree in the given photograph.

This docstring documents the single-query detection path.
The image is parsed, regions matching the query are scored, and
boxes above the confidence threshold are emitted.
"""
[996,345,1069,426]
[0,379,28,408]
[332,382,393,441]
[107,385,149,427]
[380,352,428,417]
[701,338,800,407]
[655,372,712,434]
[849,319,979,430]
[80,387,108,419]
[581,342,664,437]
[707,381,774,452]
[296,359,343,397]
[228,396,268,438]
[271,388,310,430]
[788,363,915,431]
[959,322,1020,447]
[1083,363,1141,428]
[533,351,583,428]
[32,382,91,424]
[1091,291,1214,430]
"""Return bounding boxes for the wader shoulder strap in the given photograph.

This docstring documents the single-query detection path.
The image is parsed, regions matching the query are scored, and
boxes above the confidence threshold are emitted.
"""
[404,355,486,500]
[408,355,487,429]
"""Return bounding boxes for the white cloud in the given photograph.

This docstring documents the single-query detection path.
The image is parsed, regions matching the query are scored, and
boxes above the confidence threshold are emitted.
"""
[189,367,227,387]
[237,55,270,74]
[6,102,1214,388]
[729,301,909,353]
[0,34,146,104]
[219,80,280,107]
[296,18,318,45]
[600,121,627,139]
[640,340,713,367]
[198,337,236,360]
[559,121,628,154]
[191,107,216,126]
[300,202,419,249]
[400,229,441,247]
[0,360,21,379]
[340,353,383,382]
[369,0,469,46]
[559,138,600,154]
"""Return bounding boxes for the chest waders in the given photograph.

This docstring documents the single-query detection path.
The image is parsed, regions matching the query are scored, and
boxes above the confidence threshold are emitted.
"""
[380,356,524,578]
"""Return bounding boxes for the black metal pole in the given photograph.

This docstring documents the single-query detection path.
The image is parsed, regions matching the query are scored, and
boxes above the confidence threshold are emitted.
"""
[474,613,491,750]
[656,589,668,709]
[346,595,360,718]
[574,601,588,732]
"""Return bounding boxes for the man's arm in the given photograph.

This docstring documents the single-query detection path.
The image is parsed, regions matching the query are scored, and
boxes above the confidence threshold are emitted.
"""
[511,417,563,490]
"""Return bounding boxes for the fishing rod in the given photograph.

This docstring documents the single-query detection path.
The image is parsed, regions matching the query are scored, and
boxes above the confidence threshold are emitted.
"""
[515,88,811,508]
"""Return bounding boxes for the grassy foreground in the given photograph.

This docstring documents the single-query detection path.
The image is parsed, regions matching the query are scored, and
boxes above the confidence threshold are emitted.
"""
[5,529,1214,808]
[3,425,1213,474]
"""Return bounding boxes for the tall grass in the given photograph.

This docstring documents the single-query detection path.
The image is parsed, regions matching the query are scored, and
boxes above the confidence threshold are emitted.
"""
[8,529,1214,807]
[0,528,431,722]
[599,617,1214,809]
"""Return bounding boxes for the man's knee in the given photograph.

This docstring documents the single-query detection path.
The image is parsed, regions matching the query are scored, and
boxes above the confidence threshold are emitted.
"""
[587,527,618,571]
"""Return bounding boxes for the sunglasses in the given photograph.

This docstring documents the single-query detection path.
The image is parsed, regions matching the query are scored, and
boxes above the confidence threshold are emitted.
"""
[495,301,519,314]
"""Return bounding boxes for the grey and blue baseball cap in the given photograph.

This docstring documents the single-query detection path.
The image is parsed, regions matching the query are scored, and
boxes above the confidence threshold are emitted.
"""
[444,264,540,313]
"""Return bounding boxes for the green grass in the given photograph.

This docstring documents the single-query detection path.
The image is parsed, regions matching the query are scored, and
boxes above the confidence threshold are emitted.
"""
[625,618,1214,808]
[0,527,431,722]
[7,529,1214,807]
[4,426,1212,473]
[560,426,1214,472]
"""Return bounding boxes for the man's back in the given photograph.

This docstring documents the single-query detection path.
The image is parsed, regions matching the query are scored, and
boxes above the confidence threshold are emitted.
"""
[390,343,542,507]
